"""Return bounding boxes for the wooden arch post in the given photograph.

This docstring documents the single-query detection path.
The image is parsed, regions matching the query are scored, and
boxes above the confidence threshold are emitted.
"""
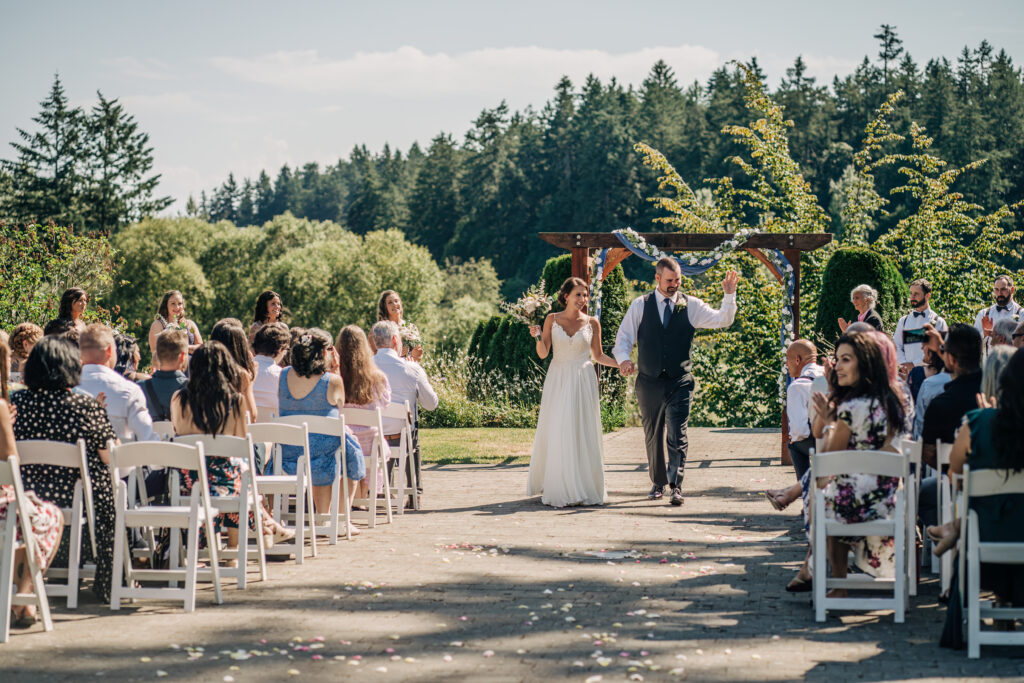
[539,231,833,463]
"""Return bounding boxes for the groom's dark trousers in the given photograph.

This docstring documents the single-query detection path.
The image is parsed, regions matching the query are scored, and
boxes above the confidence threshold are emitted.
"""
[634,291,696,489]
[636,374,693,488]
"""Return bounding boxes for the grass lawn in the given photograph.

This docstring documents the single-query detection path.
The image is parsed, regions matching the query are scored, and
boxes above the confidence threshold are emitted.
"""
[420,428,534,465]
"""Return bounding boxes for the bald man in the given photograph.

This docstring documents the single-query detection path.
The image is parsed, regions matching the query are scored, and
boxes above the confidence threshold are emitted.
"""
[766,340,824,511]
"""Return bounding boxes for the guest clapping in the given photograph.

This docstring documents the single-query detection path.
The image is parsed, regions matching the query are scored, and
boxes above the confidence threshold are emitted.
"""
[9,322,43,379]
[838,284,883,333]
[148,290,202,360]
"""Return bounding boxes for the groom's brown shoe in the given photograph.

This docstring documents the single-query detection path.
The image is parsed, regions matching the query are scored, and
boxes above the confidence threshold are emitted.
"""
[669,487,684,506]
[648,485,664,500]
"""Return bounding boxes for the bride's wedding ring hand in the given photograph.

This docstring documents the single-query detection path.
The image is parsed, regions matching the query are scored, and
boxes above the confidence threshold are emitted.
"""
[619,360,635,376]
[529,325,542,338]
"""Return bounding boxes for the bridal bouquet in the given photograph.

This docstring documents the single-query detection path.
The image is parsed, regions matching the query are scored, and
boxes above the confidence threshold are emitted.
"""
[399,321,423,355]
[502,280,553,328]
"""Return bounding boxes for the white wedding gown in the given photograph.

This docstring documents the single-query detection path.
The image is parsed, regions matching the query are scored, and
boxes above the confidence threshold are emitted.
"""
[527,321,607,507]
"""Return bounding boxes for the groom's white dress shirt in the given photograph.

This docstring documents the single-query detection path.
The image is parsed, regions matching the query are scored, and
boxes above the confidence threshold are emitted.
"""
[612,290,737,364]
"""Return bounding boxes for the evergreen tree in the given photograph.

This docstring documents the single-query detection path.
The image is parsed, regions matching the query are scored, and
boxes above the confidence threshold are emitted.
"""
[408,133,462,259]
[874,24,904,90]
[83,91,171,232]
[4,74,87,226]
[236,178,256,225]
[209,172,238,222]
[253,170,274,223]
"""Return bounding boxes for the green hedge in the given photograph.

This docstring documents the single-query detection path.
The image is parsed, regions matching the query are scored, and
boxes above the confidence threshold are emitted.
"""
[814,246,907,341]
[541,254,573,311]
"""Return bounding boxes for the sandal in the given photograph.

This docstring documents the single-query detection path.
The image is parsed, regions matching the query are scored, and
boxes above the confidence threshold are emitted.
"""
[764,490,789,511]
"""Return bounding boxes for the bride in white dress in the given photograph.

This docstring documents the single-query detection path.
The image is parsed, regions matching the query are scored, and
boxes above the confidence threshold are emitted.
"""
[527,277,620,507]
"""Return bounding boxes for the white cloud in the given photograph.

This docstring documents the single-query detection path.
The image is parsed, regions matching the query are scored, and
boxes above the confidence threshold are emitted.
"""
[210,45,724,97]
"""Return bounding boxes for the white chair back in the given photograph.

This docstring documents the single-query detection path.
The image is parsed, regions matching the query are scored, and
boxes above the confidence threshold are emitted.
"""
[0,455,54,641]
[898,438,922,596]
[935,440,954,593]
[339,406,392,528]
[152,421,176,441]
[958,466,1024,658]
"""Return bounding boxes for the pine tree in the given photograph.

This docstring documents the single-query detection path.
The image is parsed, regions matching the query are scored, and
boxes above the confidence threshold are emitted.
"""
[185,194,199,217]
[83,91,171,232]
[4,74,87,226]
[874,24,904,91]
[236,178,256,225]
[209,172,238,222]
[253,170,274,223]
[408,133,462,259]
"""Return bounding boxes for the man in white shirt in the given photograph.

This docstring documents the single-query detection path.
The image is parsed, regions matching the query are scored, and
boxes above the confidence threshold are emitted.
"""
[371,320,439,495]
[893,278,948,399]
[765,340,823,511]
[77,323,155,442]
[613,258,738,505]
[974,275,1021,343]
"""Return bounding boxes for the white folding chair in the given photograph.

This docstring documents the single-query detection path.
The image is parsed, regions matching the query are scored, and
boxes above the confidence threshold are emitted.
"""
[958,466,1024,658]
[812,449,908,623]
[935,440,954,593]
[173,434,267,587]
[899,438,922,596]
[152,421,176,441]
[245,422,317,563]
[340,407,392,528]
[271,415,351,543]
[108,441,223,612]
[381,401,417,514]
[15,439,95,608]
[0,456,54,643]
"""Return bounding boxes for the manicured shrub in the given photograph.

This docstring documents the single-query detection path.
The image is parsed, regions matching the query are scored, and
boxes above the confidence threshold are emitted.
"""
[814,246,907,341]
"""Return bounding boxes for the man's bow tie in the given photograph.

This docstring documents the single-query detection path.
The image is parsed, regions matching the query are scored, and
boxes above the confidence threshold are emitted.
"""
[912,310,925,318]
[996,305,1009,312]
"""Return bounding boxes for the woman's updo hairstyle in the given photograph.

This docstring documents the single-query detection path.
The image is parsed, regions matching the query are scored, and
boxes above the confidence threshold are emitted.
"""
[289,327,332,378]
[557,277,589,307]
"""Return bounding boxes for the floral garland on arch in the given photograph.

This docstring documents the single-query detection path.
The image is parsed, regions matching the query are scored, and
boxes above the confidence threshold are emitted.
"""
[612,227,796,405]
[588,248,608,318]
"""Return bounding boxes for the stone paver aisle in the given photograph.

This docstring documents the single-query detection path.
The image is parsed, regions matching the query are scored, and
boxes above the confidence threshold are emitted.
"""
[2,428,1021,681]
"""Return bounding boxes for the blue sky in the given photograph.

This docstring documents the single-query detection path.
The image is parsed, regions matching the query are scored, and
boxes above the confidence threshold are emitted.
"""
[3,1,1022,209]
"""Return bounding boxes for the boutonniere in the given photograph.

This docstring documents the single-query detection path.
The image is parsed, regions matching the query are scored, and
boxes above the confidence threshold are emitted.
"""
[672,296,688,314]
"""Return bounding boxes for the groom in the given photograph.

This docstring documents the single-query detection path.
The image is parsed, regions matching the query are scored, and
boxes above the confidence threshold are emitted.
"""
[613,257,739,505]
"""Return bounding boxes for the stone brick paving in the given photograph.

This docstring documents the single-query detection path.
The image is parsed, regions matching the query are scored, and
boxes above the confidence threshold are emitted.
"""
[2,428,1023,681]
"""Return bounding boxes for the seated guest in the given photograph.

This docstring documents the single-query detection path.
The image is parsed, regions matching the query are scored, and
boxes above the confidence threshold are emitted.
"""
[57,287,89,334]
[806,332,910,593]
[1,388,64,629]
[931,348,1024,611]
[785,332,907,592]
[1014,321,1024,349]
[838,284,883,333]
[272,329,365,526]
[171,341,246,554]
[912,347,950,440]
[12,336,117,603]
[336,325,390,501]
[43,318,80,346]
[139,329,189,421]
[77,324,156,443]
[252,323,290,419]
[9,322,43,380]
[209,320,259,422]
[114,333,149,382]
[979,346,1016,404]
[148,290,202,360]
[371,320,439,496]
[921,324,983,468]
[249,290,286,343]
[991,318,1018,348]
[0,330,25,396]
[766,339,822,512]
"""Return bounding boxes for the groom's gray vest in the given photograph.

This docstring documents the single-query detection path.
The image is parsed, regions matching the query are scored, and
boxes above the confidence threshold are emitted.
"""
[637,291,695,380]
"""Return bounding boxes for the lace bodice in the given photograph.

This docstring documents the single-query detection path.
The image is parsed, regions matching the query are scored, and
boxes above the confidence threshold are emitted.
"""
[551,320,593,366]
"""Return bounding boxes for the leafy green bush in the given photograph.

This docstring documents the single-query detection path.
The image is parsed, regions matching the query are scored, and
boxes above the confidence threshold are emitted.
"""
[541,254,572,310]
[814,246,907,341]
[420,350,540,428]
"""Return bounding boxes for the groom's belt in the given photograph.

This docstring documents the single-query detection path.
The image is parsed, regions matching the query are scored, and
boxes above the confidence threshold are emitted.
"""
[637,370,693,382]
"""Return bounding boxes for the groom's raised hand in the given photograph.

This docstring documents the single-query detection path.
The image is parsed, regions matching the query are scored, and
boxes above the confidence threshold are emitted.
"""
[722,270,740,294]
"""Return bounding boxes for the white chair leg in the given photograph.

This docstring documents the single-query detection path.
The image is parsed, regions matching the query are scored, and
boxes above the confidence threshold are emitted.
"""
[184,512,200,613]
[381,452,393,525]
[305,459,317,559]
[0,516,17,643]
[294,470,305,565]
[252,488,267,582]
[110,490,126,611]
[67,493,82,609]
[27,547,53,633]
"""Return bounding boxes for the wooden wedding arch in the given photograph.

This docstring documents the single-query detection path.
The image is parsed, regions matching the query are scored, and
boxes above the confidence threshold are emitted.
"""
[538,231,833,462]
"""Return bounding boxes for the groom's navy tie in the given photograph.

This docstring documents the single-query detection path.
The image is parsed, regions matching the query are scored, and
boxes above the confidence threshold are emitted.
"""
[662,299,673,328]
